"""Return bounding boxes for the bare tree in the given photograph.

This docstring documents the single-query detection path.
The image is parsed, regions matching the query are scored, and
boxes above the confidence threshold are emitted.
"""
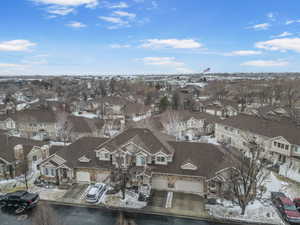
[56,111,73,144]
[226,139,269,215]
[284,80,299,109]
[109,143,147,200]
[32,202,63,225]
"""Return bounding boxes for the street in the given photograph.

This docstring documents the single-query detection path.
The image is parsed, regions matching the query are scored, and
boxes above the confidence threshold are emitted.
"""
[0,203,277,225]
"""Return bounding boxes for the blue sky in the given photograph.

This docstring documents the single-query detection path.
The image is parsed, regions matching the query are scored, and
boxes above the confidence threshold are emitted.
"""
[1,0,300,75]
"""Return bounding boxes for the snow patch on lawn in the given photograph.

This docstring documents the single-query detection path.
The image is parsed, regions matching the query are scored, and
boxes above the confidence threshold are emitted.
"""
[206,200,284,225]
[72,111,98,119]
[103,191,147,209]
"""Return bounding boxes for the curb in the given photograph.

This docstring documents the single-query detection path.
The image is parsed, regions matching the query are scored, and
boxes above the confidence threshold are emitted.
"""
[40,199,278,225]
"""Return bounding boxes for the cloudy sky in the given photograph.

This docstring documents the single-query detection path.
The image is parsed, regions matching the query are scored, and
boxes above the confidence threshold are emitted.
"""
[1,0,300,75]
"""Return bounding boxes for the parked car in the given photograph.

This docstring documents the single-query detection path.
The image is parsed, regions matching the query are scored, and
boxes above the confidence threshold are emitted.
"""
[294,198,300,212]
[0,191,39,214]
[271,192,300,223]
[85,183,106,203]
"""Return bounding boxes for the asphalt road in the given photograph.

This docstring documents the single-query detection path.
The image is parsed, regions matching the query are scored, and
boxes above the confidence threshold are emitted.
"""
[0,204,274,225]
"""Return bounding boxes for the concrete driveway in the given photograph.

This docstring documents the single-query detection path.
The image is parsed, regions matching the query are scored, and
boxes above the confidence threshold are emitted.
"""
[148,190,167,208]
[172,192,205,213]
[62,184,89,203]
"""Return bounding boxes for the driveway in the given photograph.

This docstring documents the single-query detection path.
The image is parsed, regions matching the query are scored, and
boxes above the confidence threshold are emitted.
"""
[148,190,167,208]
[62,184,89,203]
[172,192,205,212]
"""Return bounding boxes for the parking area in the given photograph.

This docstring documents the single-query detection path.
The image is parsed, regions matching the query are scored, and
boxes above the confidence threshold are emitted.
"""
[62,184,89,203]
[148,190,167,208]
[172,192,206,213]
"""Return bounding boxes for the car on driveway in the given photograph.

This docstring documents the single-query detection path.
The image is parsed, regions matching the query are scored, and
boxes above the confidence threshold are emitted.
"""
[271,192,300,224]
[86,183,106,204]
[0,191,39,214]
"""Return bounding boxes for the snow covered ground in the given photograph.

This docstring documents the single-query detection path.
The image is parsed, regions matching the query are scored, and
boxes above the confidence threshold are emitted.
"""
[206,172,300,225]
[30,186,67,201]
[196,135,220,145]
[72,111,98,119]
[103,191,147,209]
[206,199,284,225]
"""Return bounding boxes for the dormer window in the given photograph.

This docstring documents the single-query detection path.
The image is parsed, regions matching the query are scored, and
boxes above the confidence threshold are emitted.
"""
[96,148,110,161]
[156,156,166,165]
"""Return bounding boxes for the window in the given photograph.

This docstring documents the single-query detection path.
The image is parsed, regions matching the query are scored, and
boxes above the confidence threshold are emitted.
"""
[44,167,49,175]
[156,156,166,163]
[168,182,175,188]
[32,155,37,161]
[274,142,277,147]
[51,168,56,176]
[285,145,289,150]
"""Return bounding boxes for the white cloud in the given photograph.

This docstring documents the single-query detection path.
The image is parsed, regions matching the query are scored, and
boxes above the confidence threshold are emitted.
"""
[32,0,98,7]
[99,16,127,24]
[107,2,128,9]
[272,32,293,38]
[255,38,300,53]
[285,19,300,25]
[241,60,289,67]
[226,50,262,56]
[267,12,275,21]
[248,23,270,30]
[67,21,87,28]
[141,39,202,49]
[47,6,74,15]
[141,57,184,67]
[113,11,136,19]
[147,1,158,9]
[0,40,36,51]
[110,44,131,48]
[99,16,130,29]
[0,63,25,68]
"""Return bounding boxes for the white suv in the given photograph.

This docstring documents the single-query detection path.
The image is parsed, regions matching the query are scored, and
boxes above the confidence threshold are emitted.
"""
[85,183,106,203]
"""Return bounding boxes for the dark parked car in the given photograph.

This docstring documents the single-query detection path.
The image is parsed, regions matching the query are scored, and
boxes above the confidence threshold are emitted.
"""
[0,191,39,214]
[271,192,300,224]
[294,198,300,212]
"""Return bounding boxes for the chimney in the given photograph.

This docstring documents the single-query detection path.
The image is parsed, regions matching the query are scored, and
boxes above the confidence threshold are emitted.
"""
[14,144,24,161]
[41,145,50,159]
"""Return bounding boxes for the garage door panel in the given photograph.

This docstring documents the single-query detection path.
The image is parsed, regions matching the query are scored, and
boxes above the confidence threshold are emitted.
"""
[76,171,91,183]
[152,177,168,190]
[175,180,203,193]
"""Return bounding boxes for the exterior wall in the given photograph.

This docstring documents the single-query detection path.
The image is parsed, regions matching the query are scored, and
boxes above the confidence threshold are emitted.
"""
[17,122,57,139]
[152,174,204,195]
[74,168,110,183]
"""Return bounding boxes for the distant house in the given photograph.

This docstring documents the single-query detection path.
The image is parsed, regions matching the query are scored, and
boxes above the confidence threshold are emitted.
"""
[124,102,152,122]
[10,110,58,140]
[38,128,235,195]
[161,111,220,141]
[67,115,105,141]
[0,135,49,179]
[215,114,300,182]
[0,116,16,130]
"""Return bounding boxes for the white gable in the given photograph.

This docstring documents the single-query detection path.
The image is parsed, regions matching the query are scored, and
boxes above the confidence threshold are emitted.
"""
[269,136,290,145]
[78,155,91,163]
[95,148,109,153]
[181,162,198,170]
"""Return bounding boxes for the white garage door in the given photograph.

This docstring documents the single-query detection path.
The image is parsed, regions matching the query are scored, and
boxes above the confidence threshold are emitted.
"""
[175,180,203,194]
[96,173,109,183]
[152,176,168,190]
[76,171,91,183]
